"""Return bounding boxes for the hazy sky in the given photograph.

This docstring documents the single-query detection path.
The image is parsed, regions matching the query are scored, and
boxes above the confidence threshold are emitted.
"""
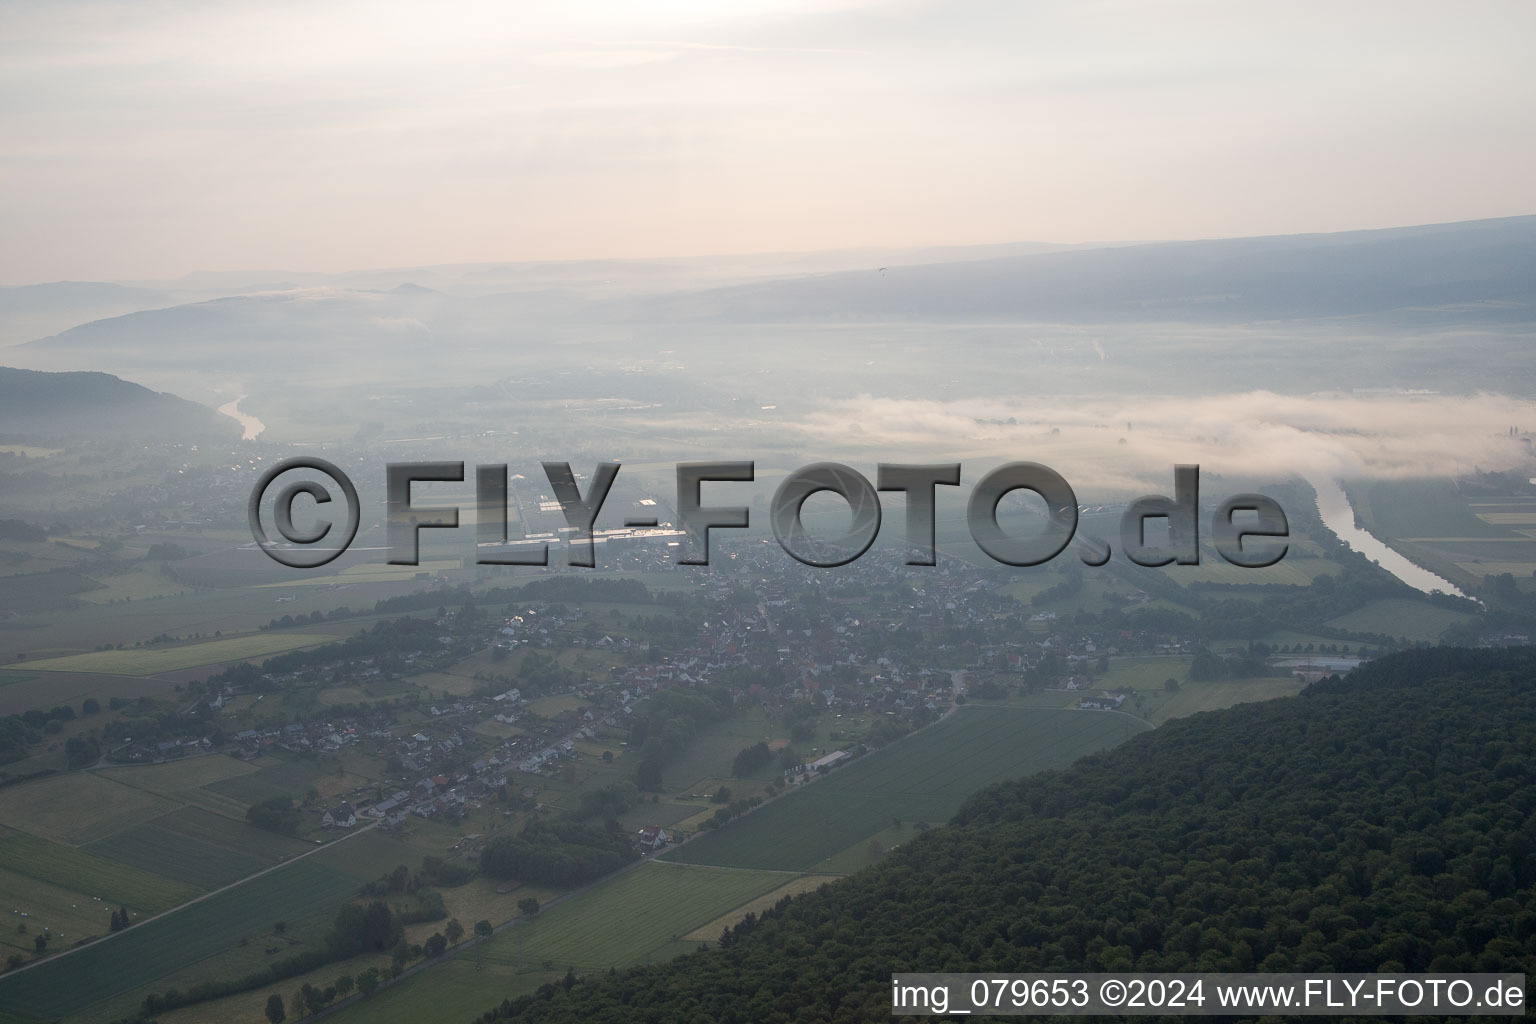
[2,0,1534,283]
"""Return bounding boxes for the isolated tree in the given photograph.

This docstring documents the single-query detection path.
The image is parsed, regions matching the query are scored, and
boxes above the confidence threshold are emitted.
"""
[356,967,380,996]
[445,918,464,945]
[33,933,47,953]
[474,919,494,938]
[264,992,286,1024]
[518,897,540,918]
[425,932,447,958]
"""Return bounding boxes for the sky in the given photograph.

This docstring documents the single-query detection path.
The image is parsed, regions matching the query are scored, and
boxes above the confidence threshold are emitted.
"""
[2,0,1534,283]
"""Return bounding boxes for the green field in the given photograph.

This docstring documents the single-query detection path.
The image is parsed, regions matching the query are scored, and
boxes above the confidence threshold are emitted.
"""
[325,861,789,1024]
[0,830,200,913]
[0,859,362,1019]
[665,706,1146,872]
[1349,478,1508,539]
[148,805,315,861]
[204,755,325,805]
[17,634,333,675]
[0,773,180,845]
[483,862,788,970]
[85,825,271,889]
[1095,655,1193,691]
[97,756,260,795]
[1327,598,1477,641]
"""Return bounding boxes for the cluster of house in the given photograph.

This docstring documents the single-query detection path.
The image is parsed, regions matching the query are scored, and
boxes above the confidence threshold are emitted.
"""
[230,713,393,758]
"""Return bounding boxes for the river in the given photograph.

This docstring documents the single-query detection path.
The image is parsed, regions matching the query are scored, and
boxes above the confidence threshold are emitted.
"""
[1309,477,1470,599]
[216,396,266,440]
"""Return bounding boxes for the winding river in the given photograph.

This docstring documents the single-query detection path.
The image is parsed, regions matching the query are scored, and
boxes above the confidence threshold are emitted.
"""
[217,396,266,440]
[1309,477,1470,599]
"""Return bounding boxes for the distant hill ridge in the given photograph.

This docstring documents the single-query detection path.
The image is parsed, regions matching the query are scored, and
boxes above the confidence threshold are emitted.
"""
[474,646,1536,1024]
[0,366,237,443]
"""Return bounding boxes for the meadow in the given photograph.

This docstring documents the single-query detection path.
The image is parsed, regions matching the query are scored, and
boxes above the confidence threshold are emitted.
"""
[665,706,1145,872]
[321,861,791,1024]
[0,859,362,1019]
[0,773,180,846]
[17,633,333,675]
[1327,598,1477,642]
[84,826,272,889]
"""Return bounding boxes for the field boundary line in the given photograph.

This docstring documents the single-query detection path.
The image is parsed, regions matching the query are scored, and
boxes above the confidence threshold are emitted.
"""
[1,821,377,978]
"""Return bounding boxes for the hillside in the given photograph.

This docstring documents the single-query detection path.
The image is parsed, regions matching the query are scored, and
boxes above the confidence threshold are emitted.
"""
[628,215,1536,325]
[471,647,1536,1023]
[0,366,239,443]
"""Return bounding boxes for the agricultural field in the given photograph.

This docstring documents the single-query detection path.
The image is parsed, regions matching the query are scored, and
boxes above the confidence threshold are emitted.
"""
[0,866,132,958]
[84,826,271,889]
[660,705,782,790]
[204,754,326,805]
[1339,478,1536,591]
[309,819,471,882]
[682,874,836,941]
[255,559,464,588]
[665,706,1146,872]
[322,861,791,1024]
[0,859,363,1020]
[16,633,333,675]
[523,694,588,717]
[1137,675,1306,726]
[74,568,191,604]
[97,755,260,798]
[483,862,790,971]
[0,772,180,846]
[150,806,314,861]
[1095,655,1193,692]
[1327,598,1477,642]
[1349,479,1509,540]
[0,830,200,934]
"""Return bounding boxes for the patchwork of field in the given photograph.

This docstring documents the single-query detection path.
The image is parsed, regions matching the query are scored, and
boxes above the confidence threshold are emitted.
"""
[74,568,191,604]
[0,859,362,1019]
[665,706,1145,872]
[149,805,314,861]
[16,633,333,675]
[84,826,272,889]
[0,749,347,1015]
[1343,480,1536,592]
[0,772,181,845]
[484,862,789,971]
[323,861,792,1024]
[97,756,259,794]
[0,830,201,957]
[204,756,326,805]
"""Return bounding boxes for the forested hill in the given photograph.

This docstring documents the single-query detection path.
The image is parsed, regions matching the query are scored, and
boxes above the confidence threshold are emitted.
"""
[0,366,238,443]
[479,648,1536,1024]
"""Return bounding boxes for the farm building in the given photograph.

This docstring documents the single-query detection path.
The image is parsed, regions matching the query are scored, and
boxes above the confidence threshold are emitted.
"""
[321,802,357,828]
